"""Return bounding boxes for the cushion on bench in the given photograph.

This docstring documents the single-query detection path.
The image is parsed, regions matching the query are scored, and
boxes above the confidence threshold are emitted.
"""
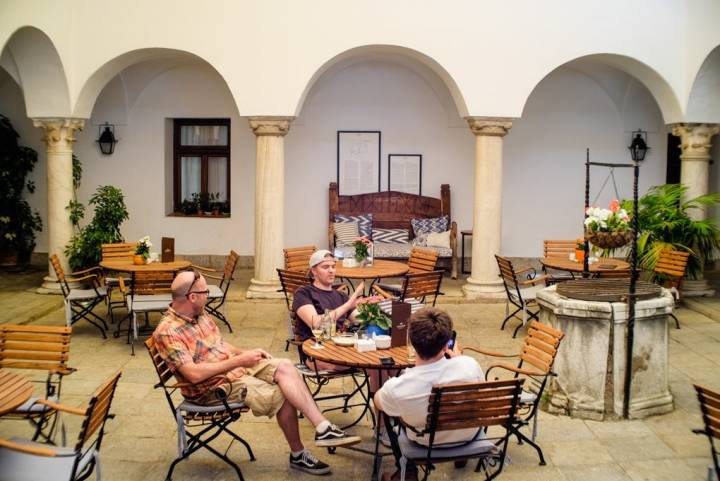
[373,243,452,259]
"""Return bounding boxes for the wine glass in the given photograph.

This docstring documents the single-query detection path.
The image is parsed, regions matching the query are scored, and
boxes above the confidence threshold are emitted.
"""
[311,327,324,349]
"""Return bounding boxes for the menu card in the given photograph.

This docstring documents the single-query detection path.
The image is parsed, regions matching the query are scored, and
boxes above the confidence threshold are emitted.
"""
[391,300,411,347]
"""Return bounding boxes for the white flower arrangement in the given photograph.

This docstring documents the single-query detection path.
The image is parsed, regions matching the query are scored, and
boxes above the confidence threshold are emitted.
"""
[135,236,152,259]
[584,200,630,233]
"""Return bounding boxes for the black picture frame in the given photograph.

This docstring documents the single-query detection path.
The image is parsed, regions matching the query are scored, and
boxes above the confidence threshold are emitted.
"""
[337,130,381,195]
[388,154,422,195]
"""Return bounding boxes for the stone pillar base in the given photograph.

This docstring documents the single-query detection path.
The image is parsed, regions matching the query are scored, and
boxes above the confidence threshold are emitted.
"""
[37,276,63,294]
[246,278,283,299]
[682,278,715,297]
[462,278,506,300]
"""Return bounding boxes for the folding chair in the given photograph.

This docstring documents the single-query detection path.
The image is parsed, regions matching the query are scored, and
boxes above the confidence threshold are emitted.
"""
[192,250,239,332]
[277,268,370,428]
[384,379,524,481]
[373,270,444,307]
[145,338,255,481]
[464,320,565,465]
[693,384,720,481]
[0,325,76,443]
[50,254,109,338]
[0,370,122,481]
[653,249,690,329]
[284,245,317,273]
[376,248,439,295]
[101,242,134,321]
[495,255,547,338]
[542,240,577,285]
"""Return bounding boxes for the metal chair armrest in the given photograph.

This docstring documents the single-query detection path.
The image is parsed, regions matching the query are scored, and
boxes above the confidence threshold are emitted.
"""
[35,399,87,416]
[371,285,393,299]
[191,264,218,273]
[0,438,58,457]
[486,362,547,378]
[64,273,99,284]
[70,266,103,276]
[463,346,519,358]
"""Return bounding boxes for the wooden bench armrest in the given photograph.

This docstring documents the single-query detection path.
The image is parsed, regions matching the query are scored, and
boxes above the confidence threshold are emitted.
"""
[463,346,519,358]
[487,362,547,378]
[36,399,87,416]
[0,438,58,457]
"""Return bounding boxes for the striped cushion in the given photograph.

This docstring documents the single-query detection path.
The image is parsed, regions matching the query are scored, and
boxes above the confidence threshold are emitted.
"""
[334,222,359,246]
[335,213,373,238]
[411,216,449,236]
[372,228,409,244]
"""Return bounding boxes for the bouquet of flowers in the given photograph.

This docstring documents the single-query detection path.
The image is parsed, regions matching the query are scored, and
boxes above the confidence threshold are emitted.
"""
[353,236,372,262]
[584,200,632,248]
[135,236,152,260]
[354,296,391,331]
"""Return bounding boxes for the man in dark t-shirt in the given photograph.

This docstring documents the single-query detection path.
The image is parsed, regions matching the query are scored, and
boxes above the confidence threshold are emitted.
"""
[293,250,364,371]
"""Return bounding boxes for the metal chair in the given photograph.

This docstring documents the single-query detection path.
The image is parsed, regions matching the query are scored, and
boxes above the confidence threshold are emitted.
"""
[145,338,255,481]
[50,254,109,338]
[653,249,690,329]
[373,270,444,307]
[693,384,720,481]
[384,379,524,481]
[0,325,76,443]
[0,370,122,481]
[116,272,172,355]
[495,255,547,338]
[101,242,134,320]
[542,239,577,284]
[376,247,439,295]
[192,250,239,332]
[464,320,565,465]
[284,245,317,273]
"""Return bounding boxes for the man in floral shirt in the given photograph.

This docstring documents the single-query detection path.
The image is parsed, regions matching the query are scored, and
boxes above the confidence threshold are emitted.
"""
[153,270,360,475]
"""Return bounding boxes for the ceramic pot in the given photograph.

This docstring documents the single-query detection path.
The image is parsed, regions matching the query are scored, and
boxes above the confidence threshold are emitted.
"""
[366,325,389,338]
[133,254,145,265]
[574,249,585,264]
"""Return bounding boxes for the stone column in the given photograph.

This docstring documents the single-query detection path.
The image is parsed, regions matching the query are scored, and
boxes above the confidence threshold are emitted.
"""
[462,117,513,300]
[671,123,720,296]
[246,117,293,299]
[32,118,84,293]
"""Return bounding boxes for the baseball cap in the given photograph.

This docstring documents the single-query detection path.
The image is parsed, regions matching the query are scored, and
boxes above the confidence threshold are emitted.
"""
[309,249,335,268]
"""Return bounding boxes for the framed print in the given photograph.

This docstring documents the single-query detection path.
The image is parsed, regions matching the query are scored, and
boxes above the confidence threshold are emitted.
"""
[337,131,381,195]
[388,154,422,195]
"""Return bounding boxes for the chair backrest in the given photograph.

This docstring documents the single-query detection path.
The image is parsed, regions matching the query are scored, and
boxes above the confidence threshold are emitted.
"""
[277,268,312,311]
[407,247,439,274]
[220,250,240,287]
[400,270,444,305]
[421,379,523,449]
[495,255,521,294]
[49,254,70,296]
[100,243,135,262]
[284,245,317,273]
[693,384,720,480]
[131,271,174,296]
[0,325,71,373]
[75,370,122,453]
[520,321,565,375]
[654,249,690,289]
[543,240,576,258]
[145,337,183,415]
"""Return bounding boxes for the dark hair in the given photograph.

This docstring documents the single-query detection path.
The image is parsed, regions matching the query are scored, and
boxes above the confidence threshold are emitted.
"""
[408,307,453,360]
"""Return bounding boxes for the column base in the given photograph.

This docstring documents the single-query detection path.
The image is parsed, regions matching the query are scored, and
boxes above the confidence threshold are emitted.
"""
[462,277,506,300]
[683,278,715,297]
[37,275,63,295]
[246,278,284,299]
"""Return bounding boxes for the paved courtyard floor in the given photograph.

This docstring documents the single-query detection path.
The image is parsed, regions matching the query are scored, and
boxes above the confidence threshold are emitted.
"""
[0,265,718,481]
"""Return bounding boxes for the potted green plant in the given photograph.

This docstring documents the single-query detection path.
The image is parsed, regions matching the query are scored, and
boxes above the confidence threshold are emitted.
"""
[355,298,391,336]
[0,115,42,266]
[180,199,196,215]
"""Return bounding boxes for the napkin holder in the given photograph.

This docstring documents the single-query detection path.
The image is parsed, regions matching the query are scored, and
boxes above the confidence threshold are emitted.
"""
[355,338,376,352]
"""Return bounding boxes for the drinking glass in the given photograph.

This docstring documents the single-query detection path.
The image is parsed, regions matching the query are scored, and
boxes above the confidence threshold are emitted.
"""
[311,327,324,349]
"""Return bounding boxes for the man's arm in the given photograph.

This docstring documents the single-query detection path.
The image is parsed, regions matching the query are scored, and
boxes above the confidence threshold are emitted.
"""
[296,282,365,329]
[176,349,272,385]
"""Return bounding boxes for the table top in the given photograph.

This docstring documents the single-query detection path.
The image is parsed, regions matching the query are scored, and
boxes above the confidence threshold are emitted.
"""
[540,257,630,273]
[335,259,409,280]
[302,338,415,370]
[0,369,34,416]
[99,259,191,273]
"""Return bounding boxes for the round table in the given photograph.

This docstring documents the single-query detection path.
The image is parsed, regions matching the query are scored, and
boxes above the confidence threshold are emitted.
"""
[335,259,409,292]
[0,369,34,416]
[99,259,191,272]
[540,257,630,274]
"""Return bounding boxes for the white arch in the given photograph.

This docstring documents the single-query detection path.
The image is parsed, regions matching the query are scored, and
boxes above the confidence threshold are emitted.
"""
[519,53,683,124]
[686,44,720,123]
[0,26,71,117]
[294,44,468,118]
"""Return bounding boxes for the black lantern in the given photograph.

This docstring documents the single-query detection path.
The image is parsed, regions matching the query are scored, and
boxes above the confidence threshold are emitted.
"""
[628,129,649,161]
[96,123,118,155]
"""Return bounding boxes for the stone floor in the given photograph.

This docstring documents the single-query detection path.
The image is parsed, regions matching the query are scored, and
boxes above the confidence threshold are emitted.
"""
[0,265,718,481]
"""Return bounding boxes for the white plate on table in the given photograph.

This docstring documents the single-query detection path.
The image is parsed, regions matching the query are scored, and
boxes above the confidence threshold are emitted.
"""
[332,335,355,346]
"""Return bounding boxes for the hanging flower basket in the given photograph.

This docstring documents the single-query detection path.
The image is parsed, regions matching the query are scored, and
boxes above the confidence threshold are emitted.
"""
[586,230,633,249]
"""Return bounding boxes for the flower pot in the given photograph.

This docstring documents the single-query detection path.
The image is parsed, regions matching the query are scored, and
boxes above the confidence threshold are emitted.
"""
[575,249,585,264]
[587,230,633,249]
[133,255,145,265]
[366,325,389,338]
[342,258,360,268]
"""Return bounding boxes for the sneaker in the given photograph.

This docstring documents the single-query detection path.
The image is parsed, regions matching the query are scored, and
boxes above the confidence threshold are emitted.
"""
[289,450,331,475]
[314,423,362,447]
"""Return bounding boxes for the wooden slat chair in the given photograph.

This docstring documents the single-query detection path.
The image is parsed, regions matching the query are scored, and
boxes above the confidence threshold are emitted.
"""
[276,268,369,427]
[284,245,317,273]
[0,325,76,443]
[101,242,134,320]
[542,240,577,285]
[192,250,240,332]
[593,268,631,279]
[464,320,565,466]
[117,271,173,355]
[376,247,440,295]
[495,255,547,338]
[0,370,121,481]
[654,249,690,329]
[693,384,720,481]
[373,270,445,307]
[145,338,255,481]
[50,254,109,338]
[385,379,524,481]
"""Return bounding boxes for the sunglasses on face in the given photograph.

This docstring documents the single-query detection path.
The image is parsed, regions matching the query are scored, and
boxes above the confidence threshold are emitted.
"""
[183,270,210,297]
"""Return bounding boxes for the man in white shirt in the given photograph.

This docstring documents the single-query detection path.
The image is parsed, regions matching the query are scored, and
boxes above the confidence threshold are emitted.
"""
[374,307,484,481]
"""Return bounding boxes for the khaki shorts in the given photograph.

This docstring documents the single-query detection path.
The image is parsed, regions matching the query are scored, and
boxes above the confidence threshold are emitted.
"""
[195,358,285,418]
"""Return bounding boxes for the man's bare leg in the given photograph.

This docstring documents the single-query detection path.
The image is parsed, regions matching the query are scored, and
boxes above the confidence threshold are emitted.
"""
[276,399,304,452]
[273,358,325,426]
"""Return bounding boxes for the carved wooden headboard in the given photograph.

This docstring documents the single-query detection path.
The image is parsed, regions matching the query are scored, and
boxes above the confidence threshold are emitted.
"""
[328,182,452,238]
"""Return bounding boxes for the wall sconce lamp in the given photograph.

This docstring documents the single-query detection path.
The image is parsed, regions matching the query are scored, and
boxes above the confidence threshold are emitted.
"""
[96,123,118,155]
[628,129,649,162]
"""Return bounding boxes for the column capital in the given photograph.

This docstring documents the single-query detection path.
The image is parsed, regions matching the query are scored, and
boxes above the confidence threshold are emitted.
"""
[670,123,720,158]
[32,118,85,153]
[248,117,294,137]
[466,117,513,137]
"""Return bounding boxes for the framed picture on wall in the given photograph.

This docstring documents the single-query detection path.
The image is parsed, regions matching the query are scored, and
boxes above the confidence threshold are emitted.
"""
[388,154,422,195]
[337,130,381,195]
